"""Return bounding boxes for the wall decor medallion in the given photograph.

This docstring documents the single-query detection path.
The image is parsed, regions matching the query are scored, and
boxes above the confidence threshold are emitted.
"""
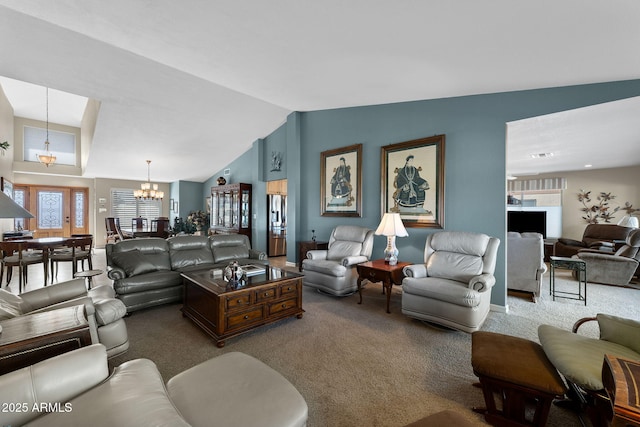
[320,143,362,217]
[381,135,445,228]
[270,151,282,172]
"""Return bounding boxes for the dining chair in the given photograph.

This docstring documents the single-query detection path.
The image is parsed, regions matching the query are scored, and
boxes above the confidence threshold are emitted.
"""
[150,218,171,238]
[132,217,148,232]
[48,236,94,282]
[0,241,46,293]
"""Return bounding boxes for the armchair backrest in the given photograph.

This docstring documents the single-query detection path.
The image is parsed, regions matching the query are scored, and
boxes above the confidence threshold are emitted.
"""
[210,234,252,263]
[327,225,374,261]
[615,228,640,261]
[582,224,633,247]
[424,231,500,282]
[168,235,214,269]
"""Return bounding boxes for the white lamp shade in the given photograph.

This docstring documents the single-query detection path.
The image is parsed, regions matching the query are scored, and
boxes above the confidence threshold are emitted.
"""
[375,213,408,237]
[618,215,639,228]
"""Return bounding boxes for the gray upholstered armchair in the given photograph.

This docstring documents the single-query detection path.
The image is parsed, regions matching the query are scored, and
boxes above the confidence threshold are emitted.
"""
[302,225,374,296]
[574,228,640,286]
[507,232,547,302]
[401,231,500,333]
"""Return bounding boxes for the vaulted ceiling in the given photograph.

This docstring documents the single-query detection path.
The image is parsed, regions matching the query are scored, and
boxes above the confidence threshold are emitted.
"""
[1,1,639,182]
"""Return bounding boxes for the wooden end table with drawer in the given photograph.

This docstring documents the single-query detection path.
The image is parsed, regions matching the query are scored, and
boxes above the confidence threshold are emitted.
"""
[0,305,92,375]
[356,259,411,314]
[181,267,304,348]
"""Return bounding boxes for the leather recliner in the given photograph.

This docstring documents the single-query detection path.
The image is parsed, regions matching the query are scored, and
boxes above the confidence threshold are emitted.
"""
[302,225,374,296]
[0,344,308,427]
[575,228,640,286]
[401,231,500,333]
[0,278,129,357]
[507,232,547,302]
[554,223,633,258]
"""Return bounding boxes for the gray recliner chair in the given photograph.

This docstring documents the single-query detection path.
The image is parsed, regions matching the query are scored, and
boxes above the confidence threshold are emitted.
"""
[401,231,500,333]
[302,225,374,296]
[0,279,129,358]
[574,228,640,286]
[507,232,547,302]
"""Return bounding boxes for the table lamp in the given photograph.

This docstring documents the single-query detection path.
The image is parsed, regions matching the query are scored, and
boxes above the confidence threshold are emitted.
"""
[374,213,408,265]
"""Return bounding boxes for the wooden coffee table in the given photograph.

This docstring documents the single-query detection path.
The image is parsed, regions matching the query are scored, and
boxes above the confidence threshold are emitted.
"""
[0,305,91,375]
[356,259,411,313]
[181,267,304,347]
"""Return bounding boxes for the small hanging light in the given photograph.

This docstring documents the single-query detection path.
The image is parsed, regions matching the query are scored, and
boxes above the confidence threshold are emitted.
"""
[134,160,164,200]
[37,87,56,167]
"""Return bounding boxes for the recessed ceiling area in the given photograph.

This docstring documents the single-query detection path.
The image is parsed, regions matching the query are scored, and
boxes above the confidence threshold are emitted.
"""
[507,96,640,178]
[1,1,639,183]
[0,76,88,128]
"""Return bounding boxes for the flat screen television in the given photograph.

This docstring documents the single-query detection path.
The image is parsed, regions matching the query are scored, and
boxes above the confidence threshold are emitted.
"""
[507,211,547,238]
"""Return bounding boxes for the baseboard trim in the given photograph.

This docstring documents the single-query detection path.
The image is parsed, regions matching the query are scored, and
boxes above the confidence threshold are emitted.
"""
[490,303,509,314]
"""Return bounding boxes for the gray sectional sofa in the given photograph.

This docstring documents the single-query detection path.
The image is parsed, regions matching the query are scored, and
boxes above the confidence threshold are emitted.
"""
[106,234,268,312]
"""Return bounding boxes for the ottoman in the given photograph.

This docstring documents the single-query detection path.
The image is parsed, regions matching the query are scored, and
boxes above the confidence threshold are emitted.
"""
[471,331,568,427]
[167,352,308,427]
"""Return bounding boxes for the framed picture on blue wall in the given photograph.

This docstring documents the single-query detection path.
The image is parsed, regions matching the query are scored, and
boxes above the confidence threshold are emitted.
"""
[381,135,445,228]
[320,143,362,217]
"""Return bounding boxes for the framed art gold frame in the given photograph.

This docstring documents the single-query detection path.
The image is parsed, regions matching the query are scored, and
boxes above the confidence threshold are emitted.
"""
[320,143,362,217]
[381,135,445,228]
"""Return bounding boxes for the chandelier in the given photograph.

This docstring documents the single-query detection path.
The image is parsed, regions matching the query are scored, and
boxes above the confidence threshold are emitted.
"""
[37,87,56,167]
[134,160,164,200]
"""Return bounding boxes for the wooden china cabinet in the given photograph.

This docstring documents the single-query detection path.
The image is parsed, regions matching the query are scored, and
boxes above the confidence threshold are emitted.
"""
[210,183,252,243]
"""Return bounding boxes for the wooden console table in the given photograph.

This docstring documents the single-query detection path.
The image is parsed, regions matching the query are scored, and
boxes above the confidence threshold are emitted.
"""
[0,305,91,375]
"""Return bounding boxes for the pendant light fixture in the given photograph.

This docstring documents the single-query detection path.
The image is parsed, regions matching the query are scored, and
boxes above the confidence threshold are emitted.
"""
[37,87,57,167]
[134,160,164,200]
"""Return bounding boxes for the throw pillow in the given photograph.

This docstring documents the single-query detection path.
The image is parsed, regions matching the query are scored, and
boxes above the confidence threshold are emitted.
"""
[111,250,158,277]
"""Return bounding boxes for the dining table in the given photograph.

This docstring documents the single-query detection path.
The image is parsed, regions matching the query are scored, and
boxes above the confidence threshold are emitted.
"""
[10,237,76,288]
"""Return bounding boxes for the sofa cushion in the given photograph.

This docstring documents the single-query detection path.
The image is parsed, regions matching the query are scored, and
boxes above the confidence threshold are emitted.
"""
[168,235,215,269]
[27,358,190,427]
[114,270,183,295]
[538,324,640,391]
[327,241,363,260]
[111,250,158,277]
[427,252,483,282]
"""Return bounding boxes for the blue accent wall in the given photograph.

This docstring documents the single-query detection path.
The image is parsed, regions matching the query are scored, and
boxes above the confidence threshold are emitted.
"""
[202,79,640,309]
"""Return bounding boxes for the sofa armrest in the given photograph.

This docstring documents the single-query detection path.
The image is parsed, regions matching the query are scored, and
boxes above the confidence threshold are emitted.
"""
[27,296,95,319]
[20,278,88,312]
[306,250,328,260]
[342,255,369,267]
[107,266,127,280]
[249,248,267,261]
[557,237,585,247]
[403,264,427,278]
[468,273,496,292]
[0,344,109,427]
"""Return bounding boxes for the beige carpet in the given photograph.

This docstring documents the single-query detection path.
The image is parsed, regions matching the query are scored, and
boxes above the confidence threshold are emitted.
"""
[108,267,639,427]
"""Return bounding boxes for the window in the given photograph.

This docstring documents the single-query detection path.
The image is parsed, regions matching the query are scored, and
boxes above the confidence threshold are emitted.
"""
[111,188,161,231]
[23,125,76,166]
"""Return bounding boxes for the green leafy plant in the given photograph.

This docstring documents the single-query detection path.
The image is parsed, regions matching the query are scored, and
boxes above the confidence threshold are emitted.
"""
[0,141,9,155]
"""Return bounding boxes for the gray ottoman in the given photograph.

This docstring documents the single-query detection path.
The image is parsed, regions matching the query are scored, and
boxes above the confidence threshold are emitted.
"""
[167,352,308,427]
